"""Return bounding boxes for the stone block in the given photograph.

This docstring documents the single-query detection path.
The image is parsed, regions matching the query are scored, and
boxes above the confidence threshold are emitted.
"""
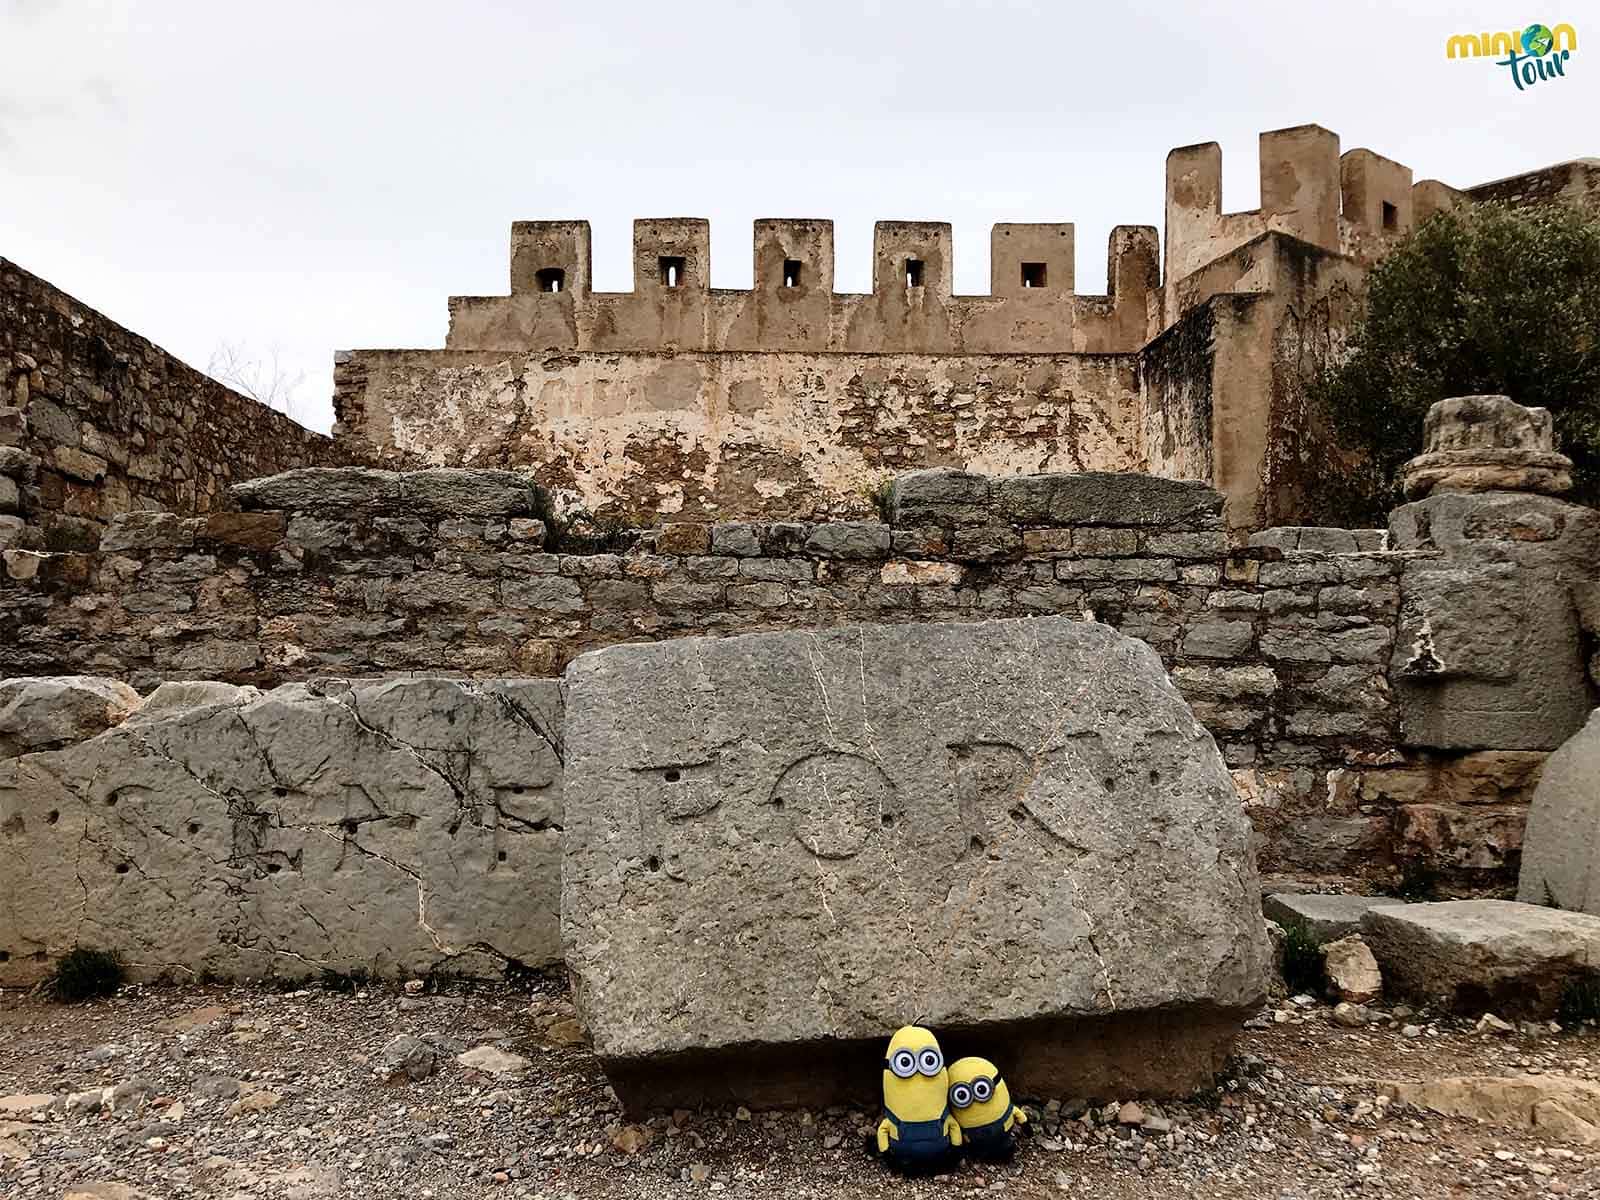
[561,615,1268,1111]
[503,576,585,613]
[887,469,992,527]
[507,518,547,545]
[805,522,891,560]
[0,446,36,480]
[709,523,762,557]
[1179,621,1254,659]
[657,522,711,556]
[1363,899,1600,1017]
[1143,531,1228,558]
[1262,894,1404,944]
[0,676,143,758]
[0,678,564,987]
[232,467,536,518]
[1518,710,1600,912]
[1171,665,1278,701]
[201,512,286,551]
[993,473,1224,529]
[100,511,196,553]
[53,446,108,483]
[0,406,24,447]
[0,477,19,514]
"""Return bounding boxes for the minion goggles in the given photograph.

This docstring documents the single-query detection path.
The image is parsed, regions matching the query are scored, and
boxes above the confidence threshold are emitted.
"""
[884,1046,944,1078]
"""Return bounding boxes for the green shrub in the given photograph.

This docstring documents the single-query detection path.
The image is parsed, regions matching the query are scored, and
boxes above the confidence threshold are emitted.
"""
[1560,970,1600,1026]
[50,946,125,1002]
[1312,203,1600,524]
[1280,920,1325,996]
[859,475,895,522]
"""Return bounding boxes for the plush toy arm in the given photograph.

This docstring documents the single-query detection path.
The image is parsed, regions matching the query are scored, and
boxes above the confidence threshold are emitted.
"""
[944,1114,963,1146]
[1008,1106,1029,1130]
[876,1117,895,1153]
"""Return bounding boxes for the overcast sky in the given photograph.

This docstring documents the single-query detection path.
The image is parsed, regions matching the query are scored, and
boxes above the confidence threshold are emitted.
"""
[3,1,1594,434]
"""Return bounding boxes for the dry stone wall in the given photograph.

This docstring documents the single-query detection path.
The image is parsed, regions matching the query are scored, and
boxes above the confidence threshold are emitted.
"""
[0,465,1553,896]
[1,257,351,551]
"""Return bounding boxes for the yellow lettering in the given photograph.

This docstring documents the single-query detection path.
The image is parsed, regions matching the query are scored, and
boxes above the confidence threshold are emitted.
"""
[1553,23,1578,51]
[1446,33,1483,58]
[1489,31,1516,56]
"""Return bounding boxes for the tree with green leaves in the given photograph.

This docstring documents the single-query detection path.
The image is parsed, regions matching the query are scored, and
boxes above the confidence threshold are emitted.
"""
[1312,202,1600,525]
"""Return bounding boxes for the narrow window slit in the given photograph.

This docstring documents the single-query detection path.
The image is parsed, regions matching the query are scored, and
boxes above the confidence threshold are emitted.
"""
[905,259,924,288]
[659,256,686,288]
[1381,201,1398,231]
[783,259,802,288]
[1021,262,1047,289]
[535,268,565,293]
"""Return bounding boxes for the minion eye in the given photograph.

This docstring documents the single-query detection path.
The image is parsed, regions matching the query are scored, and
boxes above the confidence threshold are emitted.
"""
[890,1050,917,1078]
[973,1078,993,1101]
[950,1083,973,1108]
[917,1048,943,1076]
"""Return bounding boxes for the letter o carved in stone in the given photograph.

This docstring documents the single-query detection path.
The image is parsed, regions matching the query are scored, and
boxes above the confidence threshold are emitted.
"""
[770,752,890,860]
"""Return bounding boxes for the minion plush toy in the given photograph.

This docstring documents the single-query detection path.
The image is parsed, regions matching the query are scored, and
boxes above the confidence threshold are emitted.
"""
[947,1056,1027,1158]
[876,1025,962,1170]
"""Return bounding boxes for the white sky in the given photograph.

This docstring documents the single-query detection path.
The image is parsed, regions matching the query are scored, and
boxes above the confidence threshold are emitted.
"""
[2,1,1594,434]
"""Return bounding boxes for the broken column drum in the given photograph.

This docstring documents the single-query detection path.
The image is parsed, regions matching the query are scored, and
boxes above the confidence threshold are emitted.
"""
[561,615,1269,1111]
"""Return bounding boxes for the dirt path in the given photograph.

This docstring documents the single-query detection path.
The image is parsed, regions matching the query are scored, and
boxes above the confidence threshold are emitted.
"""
[2,977,1596,1199]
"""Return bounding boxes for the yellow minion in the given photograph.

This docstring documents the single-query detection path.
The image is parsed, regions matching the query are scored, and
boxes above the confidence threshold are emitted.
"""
[946,1055,1027,1157]
[876,1025,962,1168]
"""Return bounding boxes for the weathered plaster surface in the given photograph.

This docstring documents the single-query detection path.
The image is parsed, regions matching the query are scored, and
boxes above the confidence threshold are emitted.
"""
[337,350,1142,519]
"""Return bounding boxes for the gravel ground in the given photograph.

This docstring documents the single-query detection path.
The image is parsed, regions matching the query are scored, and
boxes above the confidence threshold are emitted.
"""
[3,974,1599,1200]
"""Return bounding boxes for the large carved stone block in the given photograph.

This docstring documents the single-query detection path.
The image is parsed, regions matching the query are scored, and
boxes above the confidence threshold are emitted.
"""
[561,615,1268,1111]
[1518,709,1600,912]
[0,678,563,986]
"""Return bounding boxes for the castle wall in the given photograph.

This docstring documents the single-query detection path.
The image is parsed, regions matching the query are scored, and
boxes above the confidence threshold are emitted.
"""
[1468,160,1600,217]
[0,258,351,552]
[0,467,1552,910]
[446,221,1160,356]
[333,349,1143,520]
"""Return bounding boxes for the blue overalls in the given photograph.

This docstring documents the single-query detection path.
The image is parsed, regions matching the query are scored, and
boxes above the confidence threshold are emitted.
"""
[961,1102,1017,1157]
[885,1105,954,1165]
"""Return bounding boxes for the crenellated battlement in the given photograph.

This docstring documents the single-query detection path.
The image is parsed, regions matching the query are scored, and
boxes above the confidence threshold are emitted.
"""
[1164,123,1467,316]
[447,219,1160,355]
[447,124,1473,357]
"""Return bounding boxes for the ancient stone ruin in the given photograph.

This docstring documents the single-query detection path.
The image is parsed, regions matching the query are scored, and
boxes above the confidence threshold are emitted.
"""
[561,617,1267,1108]
[3,120,1600,1119]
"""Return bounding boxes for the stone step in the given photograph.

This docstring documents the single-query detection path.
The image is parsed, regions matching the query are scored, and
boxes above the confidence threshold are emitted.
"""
[1362,899,1600,1017]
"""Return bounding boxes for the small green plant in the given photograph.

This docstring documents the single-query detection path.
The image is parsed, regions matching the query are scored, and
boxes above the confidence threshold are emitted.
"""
[1560,970,1600,1026]
[50,946,125,1002]
[1280,920,1325,997]
[523,480,643,554]
[859,475,895,522]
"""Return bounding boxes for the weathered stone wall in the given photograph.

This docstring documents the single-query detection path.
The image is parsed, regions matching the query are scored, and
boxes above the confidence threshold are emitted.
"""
[334,349,1142,520]
[0,675,563,987]
[0,257,352,551]
[1467,160,1600,218]
[0,465,1556,896]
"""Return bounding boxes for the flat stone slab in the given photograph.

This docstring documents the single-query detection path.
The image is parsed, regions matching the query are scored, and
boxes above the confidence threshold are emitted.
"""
[231,467,537,518]
[1518,709,1600,913]
[1263,894,1406,944]
[1362,899,1600,1017]
[562,615,1269,1111]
